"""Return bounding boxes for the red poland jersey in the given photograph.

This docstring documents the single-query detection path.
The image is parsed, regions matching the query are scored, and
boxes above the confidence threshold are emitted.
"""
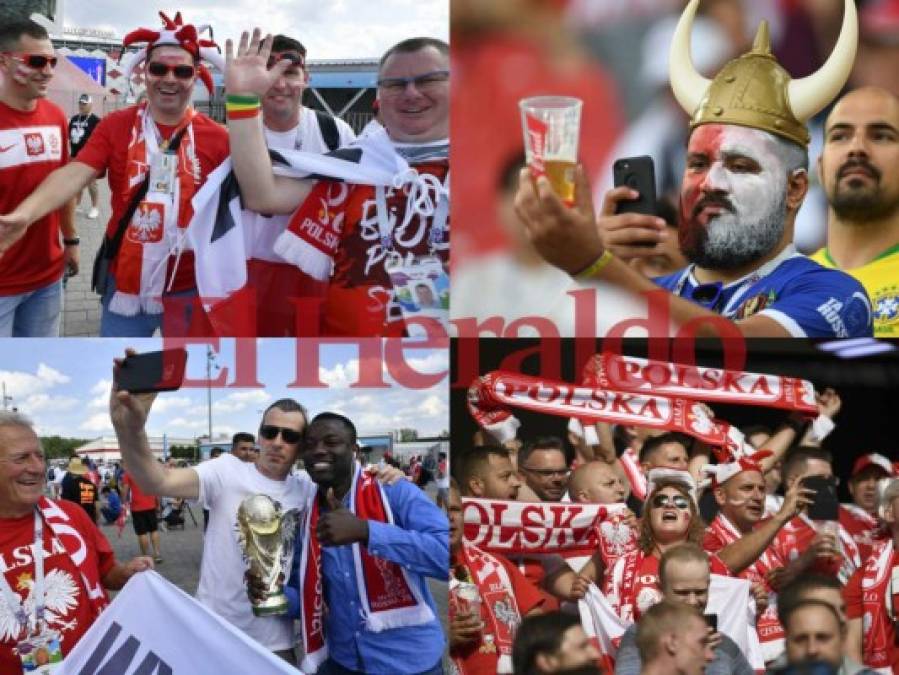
[844,540,899,673]
[841,503,888,562]
[704,513,786,659]
[0,98,68,295]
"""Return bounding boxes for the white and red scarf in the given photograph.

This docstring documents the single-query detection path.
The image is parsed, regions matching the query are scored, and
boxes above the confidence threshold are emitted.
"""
[581,353,817,414]
[112,102,198,316]
[38,497,109,620]
[451,543,522,674]
[461,497,632,558]
[297,465,434,673]
[468,370,751,461]
[707,513,784,660]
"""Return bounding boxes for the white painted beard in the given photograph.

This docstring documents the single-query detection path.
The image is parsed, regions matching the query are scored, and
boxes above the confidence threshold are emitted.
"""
[687,191,787,271]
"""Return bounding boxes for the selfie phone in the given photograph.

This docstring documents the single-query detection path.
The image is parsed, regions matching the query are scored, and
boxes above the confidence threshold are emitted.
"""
[704,613,718,632]
[115,349,188,394]
[801,475,839,521]
[613,155,658,217]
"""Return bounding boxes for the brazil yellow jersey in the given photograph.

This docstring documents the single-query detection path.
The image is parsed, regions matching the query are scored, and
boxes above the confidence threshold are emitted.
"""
[811,245,899,337]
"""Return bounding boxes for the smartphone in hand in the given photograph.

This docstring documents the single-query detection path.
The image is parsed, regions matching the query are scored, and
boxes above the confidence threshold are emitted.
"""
[613,155,658,217]
[115,349,188,394]
[801,475,840,521]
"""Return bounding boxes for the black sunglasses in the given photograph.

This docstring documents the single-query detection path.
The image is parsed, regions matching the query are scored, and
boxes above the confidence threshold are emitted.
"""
[5,53,58,69]
[651,494,691,510]
[146,62,196,79]
[259,425,302,444]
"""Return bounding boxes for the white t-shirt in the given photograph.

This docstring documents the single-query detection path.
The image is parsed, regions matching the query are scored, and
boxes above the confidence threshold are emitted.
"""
[194,453,315,651]
[245,108,356,263]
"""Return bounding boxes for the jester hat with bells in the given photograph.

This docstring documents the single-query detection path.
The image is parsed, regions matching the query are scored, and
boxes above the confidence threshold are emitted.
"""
[120,11,224,96]
[669,0,858,147]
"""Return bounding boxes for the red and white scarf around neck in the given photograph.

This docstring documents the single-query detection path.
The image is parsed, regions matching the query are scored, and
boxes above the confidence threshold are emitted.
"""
[451,542,522,675]
[38,497,109,620]
[111,102,198,316]
[297,465,434,673]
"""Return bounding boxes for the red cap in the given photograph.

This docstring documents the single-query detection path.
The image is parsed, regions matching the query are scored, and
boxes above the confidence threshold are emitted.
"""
[851,453,894,479]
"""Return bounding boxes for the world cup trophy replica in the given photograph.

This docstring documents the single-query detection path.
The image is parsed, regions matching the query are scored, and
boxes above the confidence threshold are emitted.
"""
[237,495,299,616]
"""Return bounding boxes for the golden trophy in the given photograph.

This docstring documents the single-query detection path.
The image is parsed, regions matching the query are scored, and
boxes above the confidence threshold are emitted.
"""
[237,494,299,616]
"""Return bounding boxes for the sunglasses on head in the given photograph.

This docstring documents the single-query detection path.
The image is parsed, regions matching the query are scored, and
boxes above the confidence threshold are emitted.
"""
[4,53,58,69]
[651,494,691,510]
[259,424,302,444]
[146,62,196,79]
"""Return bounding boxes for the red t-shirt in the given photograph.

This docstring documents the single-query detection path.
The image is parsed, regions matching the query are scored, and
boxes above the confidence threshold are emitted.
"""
[451,550,545,674]
[0,501,115,672]
[0,98,68,295]
[121,473,157,512]
[313,161,450,336]
[844,542,899,672]
[74,106,229,292]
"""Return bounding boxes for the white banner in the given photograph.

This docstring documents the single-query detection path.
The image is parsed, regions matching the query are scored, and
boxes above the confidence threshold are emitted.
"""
[59,571,298,675]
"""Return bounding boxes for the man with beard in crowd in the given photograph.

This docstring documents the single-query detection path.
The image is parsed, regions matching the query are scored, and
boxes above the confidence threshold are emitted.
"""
[516,437,570,502]
[511,612,602,675]
[812,87,899,337]
[514,0,872,337]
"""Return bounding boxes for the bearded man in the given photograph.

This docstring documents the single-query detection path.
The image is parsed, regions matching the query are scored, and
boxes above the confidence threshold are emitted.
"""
[514,0,872,338]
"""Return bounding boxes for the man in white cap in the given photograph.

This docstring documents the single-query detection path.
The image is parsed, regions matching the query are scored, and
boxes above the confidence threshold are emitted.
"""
[842,452,895,561]
[68,93,100,218]
[515,0,873,338]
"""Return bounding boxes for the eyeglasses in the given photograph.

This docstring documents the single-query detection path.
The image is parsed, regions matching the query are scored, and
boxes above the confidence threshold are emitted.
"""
[377,70,449,95]
[267,52,305,70]
[519,465,570,479]
[651,494,691,510]
[3,53,58,69]
[259,425,302,444]
[146,62,196,79]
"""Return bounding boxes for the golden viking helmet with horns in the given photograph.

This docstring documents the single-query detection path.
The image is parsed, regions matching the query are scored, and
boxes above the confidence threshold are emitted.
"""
[669,0,858,146]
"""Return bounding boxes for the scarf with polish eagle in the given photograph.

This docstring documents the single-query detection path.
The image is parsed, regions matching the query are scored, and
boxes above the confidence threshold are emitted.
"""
[187,129,449,336]
[37,497,109,621]
[296,464,434,673]
[450,542,523,675]
[110,103,199,316]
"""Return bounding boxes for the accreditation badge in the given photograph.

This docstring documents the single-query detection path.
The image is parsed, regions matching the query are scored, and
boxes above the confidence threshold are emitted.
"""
[14,628,64,673]
[149,152,177,195]
[386,255,449,335]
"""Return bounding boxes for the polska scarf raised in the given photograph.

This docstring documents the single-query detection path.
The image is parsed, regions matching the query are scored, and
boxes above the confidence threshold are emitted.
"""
[462,497,632,558]
[111,103,198,316]
[297,465,434,673]
[468,370,750,461]
[451,543,523,674]
[581,354,817,413]
[38,497,109,621]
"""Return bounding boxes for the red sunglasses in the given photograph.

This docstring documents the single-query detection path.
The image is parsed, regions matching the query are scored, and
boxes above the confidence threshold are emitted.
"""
[146,62,196,79]
[4,52,58,69]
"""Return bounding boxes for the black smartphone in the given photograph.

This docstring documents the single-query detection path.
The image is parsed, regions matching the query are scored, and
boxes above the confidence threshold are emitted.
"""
[115,349,188,394]
[801,475,839,521]
[613,155,658,216]
[704,613,718,632]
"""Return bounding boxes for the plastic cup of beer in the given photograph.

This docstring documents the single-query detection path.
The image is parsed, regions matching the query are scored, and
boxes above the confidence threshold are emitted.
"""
[519,96,583,205]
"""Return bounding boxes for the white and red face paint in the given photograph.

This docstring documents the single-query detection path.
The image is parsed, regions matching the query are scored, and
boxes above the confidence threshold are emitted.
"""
[679,124,791,270]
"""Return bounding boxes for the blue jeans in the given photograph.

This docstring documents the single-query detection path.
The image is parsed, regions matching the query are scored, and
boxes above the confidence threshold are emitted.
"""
[100,274,199,337]
[0,278,62,337]
[318,659,443,675]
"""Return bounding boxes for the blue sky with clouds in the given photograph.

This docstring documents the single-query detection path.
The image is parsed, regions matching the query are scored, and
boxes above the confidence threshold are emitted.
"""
[0,339,448,441]
[58,0,448,61]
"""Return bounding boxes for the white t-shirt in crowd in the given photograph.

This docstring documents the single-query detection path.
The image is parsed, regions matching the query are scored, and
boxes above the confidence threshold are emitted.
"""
[194,453,315,651]
[245,108,356,263]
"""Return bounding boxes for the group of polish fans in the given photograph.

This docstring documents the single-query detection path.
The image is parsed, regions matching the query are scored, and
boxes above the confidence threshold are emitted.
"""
[450,360,899,675]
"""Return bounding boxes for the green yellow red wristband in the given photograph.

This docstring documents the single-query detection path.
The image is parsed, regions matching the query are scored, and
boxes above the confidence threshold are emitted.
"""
[225,94,261,120]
